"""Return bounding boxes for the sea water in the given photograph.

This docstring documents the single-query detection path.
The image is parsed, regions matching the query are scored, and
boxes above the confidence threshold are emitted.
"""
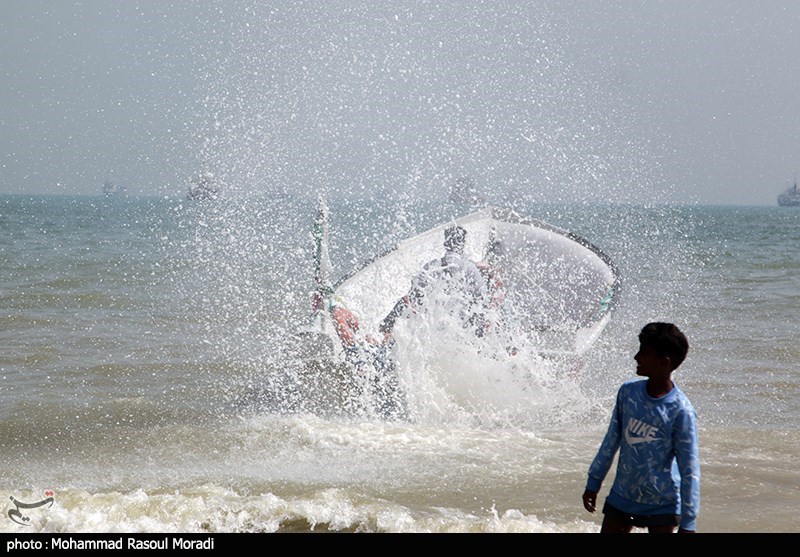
[1,193,798,533]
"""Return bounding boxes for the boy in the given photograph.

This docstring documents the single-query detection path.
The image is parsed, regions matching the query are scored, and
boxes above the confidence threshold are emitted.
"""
[582,322,700,533]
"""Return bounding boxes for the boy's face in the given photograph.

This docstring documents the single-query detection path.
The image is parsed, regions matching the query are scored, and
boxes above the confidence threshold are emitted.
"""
[634,343,670,378]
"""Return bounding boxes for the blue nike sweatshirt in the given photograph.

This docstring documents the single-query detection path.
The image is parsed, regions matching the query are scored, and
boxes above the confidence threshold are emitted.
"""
[586,378,700,531]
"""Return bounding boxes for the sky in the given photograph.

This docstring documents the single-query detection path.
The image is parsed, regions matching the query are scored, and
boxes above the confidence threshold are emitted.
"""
[1,1,799,205]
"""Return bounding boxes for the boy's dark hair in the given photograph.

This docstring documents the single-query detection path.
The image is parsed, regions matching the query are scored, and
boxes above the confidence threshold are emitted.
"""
[638,322,689,370]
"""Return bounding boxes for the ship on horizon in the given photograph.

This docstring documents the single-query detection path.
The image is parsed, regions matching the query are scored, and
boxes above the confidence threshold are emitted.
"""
[778,173,800,207]
[102,180,127,197]
[187,172,220,201]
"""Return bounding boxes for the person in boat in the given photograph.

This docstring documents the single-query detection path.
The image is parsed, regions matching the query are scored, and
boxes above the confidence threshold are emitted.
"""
[474,238,519,355]
[379,224,488,338]
[475,238,506,319]
[312,290,404,419]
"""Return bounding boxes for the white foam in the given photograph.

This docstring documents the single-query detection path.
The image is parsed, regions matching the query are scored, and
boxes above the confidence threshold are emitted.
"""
[1,485,599,533]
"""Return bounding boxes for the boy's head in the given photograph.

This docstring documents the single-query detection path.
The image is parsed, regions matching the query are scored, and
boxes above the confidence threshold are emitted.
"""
[638,322,689,371]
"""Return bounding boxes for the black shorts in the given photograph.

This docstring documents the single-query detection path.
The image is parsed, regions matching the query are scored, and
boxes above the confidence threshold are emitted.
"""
[602,501,680,528]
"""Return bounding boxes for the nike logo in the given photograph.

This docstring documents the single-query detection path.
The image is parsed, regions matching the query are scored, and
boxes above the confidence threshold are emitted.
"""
[624,418,659,445]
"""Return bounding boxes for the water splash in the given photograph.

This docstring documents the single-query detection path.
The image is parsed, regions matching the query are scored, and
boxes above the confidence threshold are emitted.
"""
[160,2,701,431]
[179,2,669,207]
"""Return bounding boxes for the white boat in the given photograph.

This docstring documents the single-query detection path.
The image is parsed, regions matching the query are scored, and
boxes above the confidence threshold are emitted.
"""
[778,173,800,207]
[294,196,621,418]
[187,172,220,201]
[102,181,126,197]
[449,176,487,207]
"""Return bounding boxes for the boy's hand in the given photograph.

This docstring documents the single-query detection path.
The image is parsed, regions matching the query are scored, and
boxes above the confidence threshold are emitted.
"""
[582,489,597,513]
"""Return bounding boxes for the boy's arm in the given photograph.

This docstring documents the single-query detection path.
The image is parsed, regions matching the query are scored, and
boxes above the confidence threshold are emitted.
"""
[586,388,624,493]
[674,406,701,532]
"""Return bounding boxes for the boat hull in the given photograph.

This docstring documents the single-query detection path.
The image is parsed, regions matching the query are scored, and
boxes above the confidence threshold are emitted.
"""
[291,205,621,420]
[333,206,620,357]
